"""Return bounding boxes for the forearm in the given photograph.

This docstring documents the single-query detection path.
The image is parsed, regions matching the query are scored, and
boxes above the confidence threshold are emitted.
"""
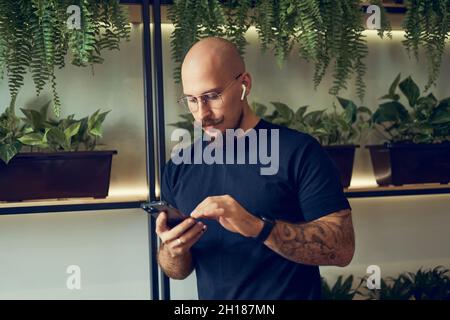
[263,210,355,267]
[158,244,194,280]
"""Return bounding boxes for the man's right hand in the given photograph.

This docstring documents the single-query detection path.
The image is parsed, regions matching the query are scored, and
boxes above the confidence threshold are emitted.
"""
[156,212,207,258]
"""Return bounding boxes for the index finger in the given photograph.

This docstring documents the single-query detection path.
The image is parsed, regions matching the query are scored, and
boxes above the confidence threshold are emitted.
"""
[191,207,224,219]
[163,218,197,243]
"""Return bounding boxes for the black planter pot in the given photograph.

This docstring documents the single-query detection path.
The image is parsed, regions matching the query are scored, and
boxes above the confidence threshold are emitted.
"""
[324,145,357,188]
[0,150,117,202]
[367,142,450,186]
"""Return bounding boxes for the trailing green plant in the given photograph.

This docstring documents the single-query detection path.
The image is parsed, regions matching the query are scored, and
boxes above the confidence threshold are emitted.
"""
[321,275,362,300]
[312,0,367,100]
[0,0,130,116]
[0,101,25,164]
[251,98,372,145]
[402,0,450,91]
[0,102,110,164]
[372,73,450,144]
[168,0,392,100]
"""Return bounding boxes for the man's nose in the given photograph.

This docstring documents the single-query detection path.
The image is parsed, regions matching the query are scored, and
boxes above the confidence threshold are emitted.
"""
[197,99,212,119]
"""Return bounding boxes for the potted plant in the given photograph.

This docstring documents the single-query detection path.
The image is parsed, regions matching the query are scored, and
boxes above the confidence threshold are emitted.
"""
[368,74,450,186]
[0,102,116,202]
[251,99,372,188]
[321,266,450,300]
[361,266,450,300]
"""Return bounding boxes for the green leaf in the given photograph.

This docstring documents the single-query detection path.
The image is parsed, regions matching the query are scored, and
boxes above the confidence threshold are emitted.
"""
[39,101,51,119]
[64,122,81,139]
[373,101,410,123]
[23,127,34,134]
[18,133,46,146]
[46,127,66,148]
[20,108,45,131]
[251,102,268,118]
[304,110,325,125]
[89,110,110,137]
[430,98,450,124]
[270,102,294,123]
[294,106,309,121]
[0,141,21,164]
[399,76,420,107]
[435,98,450,110]
[380,73,401,100]
[76,117,89,136]
[337,97,357,124]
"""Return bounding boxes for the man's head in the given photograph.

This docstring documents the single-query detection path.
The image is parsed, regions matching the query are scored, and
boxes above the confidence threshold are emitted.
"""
[180,37,253,136]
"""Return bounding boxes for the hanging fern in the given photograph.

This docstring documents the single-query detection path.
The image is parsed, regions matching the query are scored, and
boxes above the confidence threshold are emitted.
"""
[168,0,250,82]
[325,1,368,100]
[168,0,393,101]
[295,0,322,61]
[224,0,251,56]
[0,1,31,103]
[253,0,297,66]
[169,0,203,82]
[369,0,392,39]
[0,0,130,116]
[403,0,450,91]
[252,0,275,53]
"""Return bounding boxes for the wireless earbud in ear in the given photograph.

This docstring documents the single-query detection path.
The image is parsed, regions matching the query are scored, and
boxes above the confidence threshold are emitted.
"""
[240,84,247,101]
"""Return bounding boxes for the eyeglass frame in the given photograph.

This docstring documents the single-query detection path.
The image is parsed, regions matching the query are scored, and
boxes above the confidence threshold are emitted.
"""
[177,73,244,112]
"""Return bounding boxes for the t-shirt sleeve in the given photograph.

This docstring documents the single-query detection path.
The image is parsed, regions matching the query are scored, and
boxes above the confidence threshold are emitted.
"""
[295,136,351,222]
[161,161,178,208]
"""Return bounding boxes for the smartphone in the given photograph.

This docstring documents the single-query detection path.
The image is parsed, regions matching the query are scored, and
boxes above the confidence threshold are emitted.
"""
[141,201,189,228]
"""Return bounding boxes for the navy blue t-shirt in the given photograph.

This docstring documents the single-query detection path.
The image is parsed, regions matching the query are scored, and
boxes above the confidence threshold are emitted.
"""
[161,118,351,300]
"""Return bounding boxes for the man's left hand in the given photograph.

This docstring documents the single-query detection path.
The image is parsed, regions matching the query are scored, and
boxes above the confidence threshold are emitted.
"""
[190,195,263,238]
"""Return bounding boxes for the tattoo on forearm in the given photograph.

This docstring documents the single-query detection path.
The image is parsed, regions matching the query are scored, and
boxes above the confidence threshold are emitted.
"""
[265,210,354,266]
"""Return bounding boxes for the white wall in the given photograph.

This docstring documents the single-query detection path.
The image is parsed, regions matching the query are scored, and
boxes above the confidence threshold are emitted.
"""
[0,209,150,299]
[0,21,449,299]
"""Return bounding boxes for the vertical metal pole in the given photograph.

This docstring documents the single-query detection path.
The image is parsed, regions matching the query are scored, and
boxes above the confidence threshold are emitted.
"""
[151,0,171,301]
[142,0,159,300]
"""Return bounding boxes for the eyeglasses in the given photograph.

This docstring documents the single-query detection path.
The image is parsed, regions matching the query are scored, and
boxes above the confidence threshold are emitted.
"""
[178,73,243,112]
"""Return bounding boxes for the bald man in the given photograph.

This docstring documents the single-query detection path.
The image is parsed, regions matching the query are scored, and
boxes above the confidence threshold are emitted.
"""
[156,37,355,300]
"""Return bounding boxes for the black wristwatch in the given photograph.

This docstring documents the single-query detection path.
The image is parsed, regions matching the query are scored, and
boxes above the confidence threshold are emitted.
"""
[254,216,276,242]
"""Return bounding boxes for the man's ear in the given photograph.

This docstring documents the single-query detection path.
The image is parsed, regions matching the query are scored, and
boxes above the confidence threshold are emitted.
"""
[241,73,252,98]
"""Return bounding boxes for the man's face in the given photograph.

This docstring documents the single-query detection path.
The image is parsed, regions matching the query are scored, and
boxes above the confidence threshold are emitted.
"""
[181,69,244,137]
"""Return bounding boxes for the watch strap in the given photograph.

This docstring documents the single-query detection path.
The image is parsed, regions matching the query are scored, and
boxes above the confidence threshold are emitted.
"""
[255,216,275,242]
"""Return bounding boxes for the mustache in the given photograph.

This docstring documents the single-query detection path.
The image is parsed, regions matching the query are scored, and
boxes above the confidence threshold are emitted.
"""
[201,116,224,127]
